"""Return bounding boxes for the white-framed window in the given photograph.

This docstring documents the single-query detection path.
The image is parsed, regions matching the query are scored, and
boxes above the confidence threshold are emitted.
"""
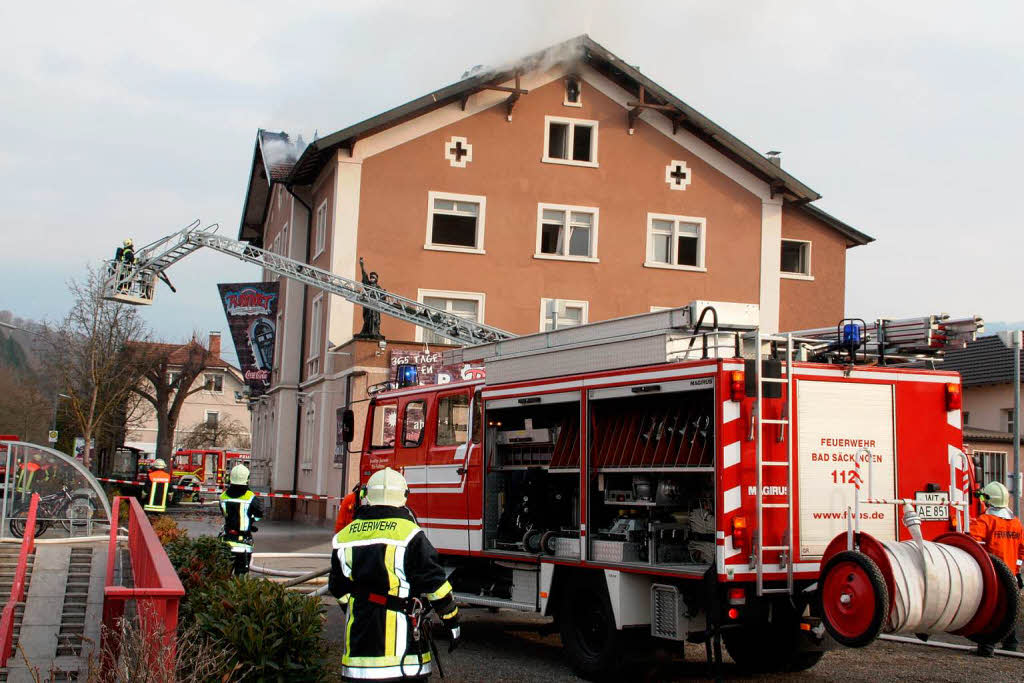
[205,410,219,428]
[307,294,323,376]
[563,76,582,107]
[167,371,181,388]
[424,191,486,253]
[203,373,223,393]
[542,116,598,167]
[781,239,812,279]
[1005,409,1016,434]
[975,450,1007,489]
[277,185,283,210]
[644,213,706,271]
[963,411,970,426]
[314,200,328,258]
[302,399,317,469]
[540,298,589,331]
[417,289,485,345]
[535,204,599,262]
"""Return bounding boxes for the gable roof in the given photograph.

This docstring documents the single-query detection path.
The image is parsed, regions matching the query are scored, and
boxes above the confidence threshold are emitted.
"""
[940,335,1023,387]
[128,341,237,371]
[238,35,872,246]
[239,131,302,243]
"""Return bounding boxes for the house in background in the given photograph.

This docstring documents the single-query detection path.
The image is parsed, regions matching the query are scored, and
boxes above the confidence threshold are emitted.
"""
[941,334,1023,490]
[237,35,873,522]
[125,332,252,455]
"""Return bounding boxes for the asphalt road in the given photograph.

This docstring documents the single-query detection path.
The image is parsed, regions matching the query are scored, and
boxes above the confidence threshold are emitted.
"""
[171,507,1022,681]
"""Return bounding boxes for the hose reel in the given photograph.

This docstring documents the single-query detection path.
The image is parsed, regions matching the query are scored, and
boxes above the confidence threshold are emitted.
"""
[818,506,1019,648]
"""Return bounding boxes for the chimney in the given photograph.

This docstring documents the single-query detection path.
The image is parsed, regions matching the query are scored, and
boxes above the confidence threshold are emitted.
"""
[209,331,222,358]
[766,150,782,167]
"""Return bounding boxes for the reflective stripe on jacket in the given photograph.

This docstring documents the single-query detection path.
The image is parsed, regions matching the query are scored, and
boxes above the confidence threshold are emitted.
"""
[970,509,1024,572]
[220,487,263,553]
[329,505,456,681]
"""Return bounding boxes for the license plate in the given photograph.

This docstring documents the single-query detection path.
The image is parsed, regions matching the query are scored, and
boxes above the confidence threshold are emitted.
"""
[914,491,949,521]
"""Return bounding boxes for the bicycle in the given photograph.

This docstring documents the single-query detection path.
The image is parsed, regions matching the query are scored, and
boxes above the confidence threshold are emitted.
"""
[9,486,97,538]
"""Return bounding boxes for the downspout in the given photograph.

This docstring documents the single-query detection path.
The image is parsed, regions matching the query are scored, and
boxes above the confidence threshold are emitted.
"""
[286,183,312,499]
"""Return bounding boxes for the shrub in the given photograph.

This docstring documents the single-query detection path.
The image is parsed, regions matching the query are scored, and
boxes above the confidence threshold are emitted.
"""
[151,515,186,545]
[197,578,329,682]
[165,535,234,625]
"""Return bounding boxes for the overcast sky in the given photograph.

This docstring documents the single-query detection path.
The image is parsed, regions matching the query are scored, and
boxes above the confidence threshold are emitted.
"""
[2,1,1021,354]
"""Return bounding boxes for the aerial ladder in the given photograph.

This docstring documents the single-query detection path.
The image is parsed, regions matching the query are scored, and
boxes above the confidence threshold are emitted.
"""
[103,220,513,346]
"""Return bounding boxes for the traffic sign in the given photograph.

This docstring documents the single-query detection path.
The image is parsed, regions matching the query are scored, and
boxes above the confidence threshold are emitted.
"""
[48,430,58,443]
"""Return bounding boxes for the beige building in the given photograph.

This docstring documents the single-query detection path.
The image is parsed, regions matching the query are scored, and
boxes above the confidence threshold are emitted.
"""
[236,36,873,522]
[125,333,251,456]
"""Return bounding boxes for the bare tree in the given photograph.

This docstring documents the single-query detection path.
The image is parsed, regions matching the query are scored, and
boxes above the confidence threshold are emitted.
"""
[179,415,251,450]
[128,337,213,462]
[40,266,148,468]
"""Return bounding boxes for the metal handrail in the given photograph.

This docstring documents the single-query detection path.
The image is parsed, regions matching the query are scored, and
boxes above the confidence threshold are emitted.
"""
[102,497,185,676]
[0,493,39,666]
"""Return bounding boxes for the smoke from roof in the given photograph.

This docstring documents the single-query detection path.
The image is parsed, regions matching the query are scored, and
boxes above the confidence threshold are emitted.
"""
[260,133,308,169]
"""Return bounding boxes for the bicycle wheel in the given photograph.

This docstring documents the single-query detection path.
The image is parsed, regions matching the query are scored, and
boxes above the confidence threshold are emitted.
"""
[9,505,50,539]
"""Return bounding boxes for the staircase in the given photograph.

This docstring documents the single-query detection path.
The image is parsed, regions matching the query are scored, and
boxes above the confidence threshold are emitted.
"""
[0,544,34,681]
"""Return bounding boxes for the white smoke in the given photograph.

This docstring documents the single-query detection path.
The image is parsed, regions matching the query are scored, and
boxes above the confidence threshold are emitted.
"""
[461,34,588,83]
[260,133,309,168]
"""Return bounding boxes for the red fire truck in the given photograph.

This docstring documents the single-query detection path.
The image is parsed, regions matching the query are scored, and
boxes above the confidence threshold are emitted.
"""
[344,305,1008,678]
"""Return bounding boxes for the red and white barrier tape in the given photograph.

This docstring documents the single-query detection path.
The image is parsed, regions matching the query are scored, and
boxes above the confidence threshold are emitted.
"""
[94,476,341,501]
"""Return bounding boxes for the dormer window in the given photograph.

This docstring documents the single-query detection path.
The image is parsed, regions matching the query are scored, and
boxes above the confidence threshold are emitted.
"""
[564,77,582,107]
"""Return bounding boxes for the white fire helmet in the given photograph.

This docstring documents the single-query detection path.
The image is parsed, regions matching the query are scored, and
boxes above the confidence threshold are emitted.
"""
[364,467,408,507]
[229,464,251,486]
[123,238,133,247]
[152,459,167,470]
[981,481,1010,508]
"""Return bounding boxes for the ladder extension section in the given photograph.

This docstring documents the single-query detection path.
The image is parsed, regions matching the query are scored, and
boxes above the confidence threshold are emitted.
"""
[789,315,983,357]
[102,222,514,346]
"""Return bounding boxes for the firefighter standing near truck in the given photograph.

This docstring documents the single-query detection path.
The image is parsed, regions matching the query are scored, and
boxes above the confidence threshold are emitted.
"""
[970,480,1024,655]
[329,467,460,682]
[220,464,264,576]
[143,459,171,514]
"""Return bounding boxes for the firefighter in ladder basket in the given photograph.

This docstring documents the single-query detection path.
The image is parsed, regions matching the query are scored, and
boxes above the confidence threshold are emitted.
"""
[220,464,264,576]
[329,468,461,681]
[970,481,1024,655]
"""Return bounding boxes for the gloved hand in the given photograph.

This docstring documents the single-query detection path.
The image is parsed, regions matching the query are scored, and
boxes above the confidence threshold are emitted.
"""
[1016,573,1023,590]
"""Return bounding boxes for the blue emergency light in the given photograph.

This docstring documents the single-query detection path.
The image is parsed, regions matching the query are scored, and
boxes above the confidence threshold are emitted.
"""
[842,323,863,346]
[397,363,418,388]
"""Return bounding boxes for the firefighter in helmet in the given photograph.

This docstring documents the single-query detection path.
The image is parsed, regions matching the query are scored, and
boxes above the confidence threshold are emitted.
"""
[220,464,264,576]
[329,468,461,681]
[115,239,136,265]
[970,480,1024,655]
[143,459,171,514]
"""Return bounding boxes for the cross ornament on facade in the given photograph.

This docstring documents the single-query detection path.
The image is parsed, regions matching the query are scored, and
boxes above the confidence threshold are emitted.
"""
[444,136,473,168]
[665,160,692,191]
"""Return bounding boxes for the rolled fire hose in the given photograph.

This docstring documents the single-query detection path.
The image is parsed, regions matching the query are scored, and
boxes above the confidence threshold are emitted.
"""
[882,512,984,634]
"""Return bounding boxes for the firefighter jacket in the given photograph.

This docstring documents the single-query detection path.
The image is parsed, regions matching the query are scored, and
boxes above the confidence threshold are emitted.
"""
[329,505,459,681]
[143,469,170,513]
[219,485,264,553]
[970,507,1024,574]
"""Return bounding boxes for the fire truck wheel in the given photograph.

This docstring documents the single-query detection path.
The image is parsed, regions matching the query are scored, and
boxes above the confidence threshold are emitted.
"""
[818,550,888,648]
[969,554,1020,646]
[558,578,624,680]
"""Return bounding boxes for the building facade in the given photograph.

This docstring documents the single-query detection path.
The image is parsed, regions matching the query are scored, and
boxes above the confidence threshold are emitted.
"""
[238,37,872,522]
[125,333,251,456]
[942,334,1023,493]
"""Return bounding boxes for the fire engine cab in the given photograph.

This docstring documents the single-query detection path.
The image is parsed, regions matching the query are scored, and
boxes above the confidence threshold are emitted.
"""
[346,303,1014,678]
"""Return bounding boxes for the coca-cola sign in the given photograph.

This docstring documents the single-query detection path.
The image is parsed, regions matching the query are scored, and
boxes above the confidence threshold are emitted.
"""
[218,282,280,397]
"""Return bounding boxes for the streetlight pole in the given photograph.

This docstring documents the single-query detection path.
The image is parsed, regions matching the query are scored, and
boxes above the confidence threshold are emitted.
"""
[1015,331,1021,518]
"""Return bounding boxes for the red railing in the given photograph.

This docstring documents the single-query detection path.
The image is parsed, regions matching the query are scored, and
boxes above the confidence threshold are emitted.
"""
[0,493,39,665]
[102,496,184,676]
